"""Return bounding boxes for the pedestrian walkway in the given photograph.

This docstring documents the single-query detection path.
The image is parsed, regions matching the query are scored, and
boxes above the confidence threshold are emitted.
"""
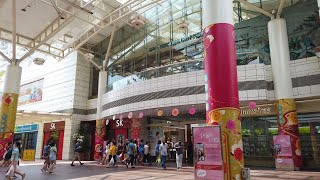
[1,160,320,180]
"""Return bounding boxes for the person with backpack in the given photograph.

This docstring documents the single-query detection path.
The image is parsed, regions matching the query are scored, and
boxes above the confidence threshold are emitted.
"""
[41,140,51,172]
[71,140,84,166]
[0,142,12,168]
[5,141,26,180]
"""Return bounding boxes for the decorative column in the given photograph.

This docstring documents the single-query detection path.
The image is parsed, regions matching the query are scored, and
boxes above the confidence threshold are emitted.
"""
[0,65,22,154]
[202,0,244,179]
[268,18,302,170]
[94,71,108,160]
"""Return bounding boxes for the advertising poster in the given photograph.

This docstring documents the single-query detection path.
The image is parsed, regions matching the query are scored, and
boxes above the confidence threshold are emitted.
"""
[193,126,224,180]
[18,79,43,106]
[273,135,294,170]
[22,149,35,161]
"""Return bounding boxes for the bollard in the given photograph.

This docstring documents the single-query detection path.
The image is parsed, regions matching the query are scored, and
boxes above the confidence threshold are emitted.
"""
[242,168,250,180]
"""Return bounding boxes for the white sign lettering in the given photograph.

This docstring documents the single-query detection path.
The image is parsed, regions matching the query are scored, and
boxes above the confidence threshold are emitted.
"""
[50,123,56,130]
[116,120,123,127]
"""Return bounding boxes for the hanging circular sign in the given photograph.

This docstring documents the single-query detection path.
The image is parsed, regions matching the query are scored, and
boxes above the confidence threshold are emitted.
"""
[139,112,144,118]
[128,112,133,119]
[157,110,164,117]
[172,108,179,116]
[112,115,116,121]
[119,115,123,120]
[249,101,257,109]
[106,119,109,125]
[189,107,196,115]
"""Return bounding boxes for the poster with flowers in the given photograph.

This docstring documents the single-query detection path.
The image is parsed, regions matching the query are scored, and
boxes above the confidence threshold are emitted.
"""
[18,79,43,106]
[193,126,223,180]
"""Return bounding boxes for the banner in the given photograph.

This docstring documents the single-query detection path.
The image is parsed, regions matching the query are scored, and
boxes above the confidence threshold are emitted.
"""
[0,133,14,159]
[130,118,141,141]
[193,126,224,180]
[273,135,294,170]
[19,79,43,106]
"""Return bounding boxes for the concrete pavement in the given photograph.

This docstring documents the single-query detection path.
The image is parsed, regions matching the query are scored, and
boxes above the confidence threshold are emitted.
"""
[1,160,320,180]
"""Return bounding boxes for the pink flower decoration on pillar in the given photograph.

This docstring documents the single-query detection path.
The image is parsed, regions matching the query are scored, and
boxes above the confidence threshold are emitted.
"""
[139,112,144,118]
[128,112,133,119]
[226,120,236,131]
[249,101,257,109]
[203,35,214,49]
[189,107,196,115]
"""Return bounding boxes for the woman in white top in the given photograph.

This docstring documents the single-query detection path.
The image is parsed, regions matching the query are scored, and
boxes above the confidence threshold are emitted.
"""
[48,141,57,173]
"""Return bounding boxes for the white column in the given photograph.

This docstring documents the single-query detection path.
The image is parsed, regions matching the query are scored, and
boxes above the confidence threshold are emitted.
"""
[4,64,21,94]
[0,64,22,133]
[202,0,234,27]
[96,71,108,119]
[268,19,293,99]
[318,0,320,17]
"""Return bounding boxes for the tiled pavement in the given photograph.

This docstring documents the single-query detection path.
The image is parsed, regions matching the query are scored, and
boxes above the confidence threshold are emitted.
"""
[1,160,320,180]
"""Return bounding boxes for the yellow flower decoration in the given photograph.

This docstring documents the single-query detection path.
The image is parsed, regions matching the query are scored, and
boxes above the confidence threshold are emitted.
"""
[209,110,222,123]
[285,111,298,125]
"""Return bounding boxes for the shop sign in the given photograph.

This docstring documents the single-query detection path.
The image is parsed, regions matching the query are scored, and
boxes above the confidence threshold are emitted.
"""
[193,126,224,180]
[273,135,294,170]
[22,149,35,161]
[15,124,38,133]
[240,107,272,116]
[116,119,124,127]
[44,121,65,132]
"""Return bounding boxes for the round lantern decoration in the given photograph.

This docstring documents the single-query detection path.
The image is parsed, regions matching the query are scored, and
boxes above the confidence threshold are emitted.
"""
[189,107,196,115]
[106,119,109,125]
[248,101,257,109]
[112,115,116,121]
[139,112,144,118]
[119,115,123,120]
[157,110,164,117]
[128,112,133,119]
[172,108,179,117]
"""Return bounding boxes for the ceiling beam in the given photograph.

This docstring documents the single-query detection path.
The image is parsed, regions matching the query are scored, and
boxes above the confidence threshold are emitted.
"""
[60,0,162,61]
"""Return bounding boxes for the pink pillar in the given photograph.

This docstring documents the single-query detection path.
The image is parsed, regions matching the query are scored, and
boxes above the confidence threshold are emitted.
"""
[203,0,244,179]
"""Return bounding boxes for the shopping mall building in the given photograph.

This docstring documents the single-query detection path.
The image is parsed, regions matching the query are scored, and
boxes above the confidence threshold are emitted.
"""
[0,0,319,171]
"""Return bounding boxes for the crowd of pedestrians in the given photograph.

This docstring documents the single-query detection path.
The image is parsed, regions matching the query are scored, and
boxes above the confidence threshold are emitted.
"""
[0,138,186,179]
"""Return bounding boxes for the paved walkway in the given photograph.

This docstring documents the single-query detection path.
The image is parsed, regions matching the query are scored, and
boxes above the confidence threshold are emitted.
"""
[1,160,320,180]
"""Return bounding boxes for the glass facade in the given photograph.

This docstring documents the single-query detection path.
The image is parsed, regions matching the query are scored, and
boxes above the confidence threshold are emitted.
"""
[98,0,319,92]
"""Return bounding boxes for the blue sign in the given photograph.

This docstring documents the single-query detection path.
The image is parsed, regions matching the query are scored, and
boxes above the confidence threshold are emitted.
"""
[15,124,38,133]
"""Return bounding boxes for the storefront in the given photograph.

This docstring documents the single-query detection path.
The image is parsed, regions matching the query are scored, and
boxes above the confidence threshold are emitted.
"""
[14,124,38,161]
[43,121,65,160]
[106,118,142,145]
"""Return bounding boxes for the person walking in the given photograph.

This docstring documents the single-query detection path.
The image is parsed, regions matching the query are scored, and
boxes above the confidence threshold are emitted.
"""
[133,140,138,165]
[107,142,117,168]
[5,141,25,180]
[48,141,57,173]
[159,140,168,170]
[127,139,136,168]
[154,140,161,166]
[41,140,51,172]
[143,142,150,164]
[71,140,84,166]
[0,142,13,168]
[139,139,145,165]
[174,140,183,169]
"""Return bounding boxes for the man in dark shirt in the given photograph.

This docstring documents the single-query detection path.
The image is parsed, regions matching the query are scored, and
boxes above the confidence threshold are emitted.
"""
[174,140,183,169]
